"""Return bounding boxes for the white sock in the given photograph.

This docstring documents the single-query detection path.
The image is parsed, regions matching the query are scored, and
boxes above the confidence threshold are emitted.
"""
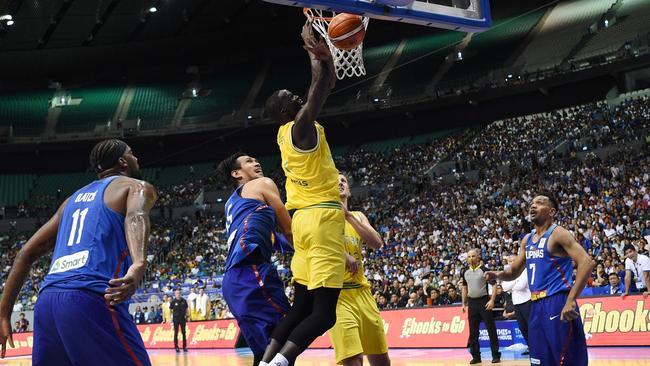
[258,362,268,366]
[269,353,289,366]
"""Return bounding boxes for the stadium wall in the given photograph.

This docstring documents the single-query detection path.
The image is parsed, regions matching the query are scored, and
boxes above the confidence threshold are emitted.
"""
[4,294,649,358]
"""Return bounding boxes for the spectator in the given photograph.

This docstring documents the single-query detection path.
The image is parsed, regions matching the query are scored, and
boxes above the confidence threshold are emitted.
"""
[147,306,159,324]
[623,244,650,296]
[12,302,23,313]
[388,294,400,309]
[187,288,198,321]
[429,288,443,306]
[17,312,29,332]
[195,288,210,321]
[377,294,388,310]
[500,255,531,353]
[593,263,608,287]
[492,285,510,319]
[502,297,516,320]
[162,294,171,324]
[397,287,409,308]
[444,285,461,305]
[133,306,145,324]
[156,304,164,323]
[143,306,151,323]
[607,272,625,294]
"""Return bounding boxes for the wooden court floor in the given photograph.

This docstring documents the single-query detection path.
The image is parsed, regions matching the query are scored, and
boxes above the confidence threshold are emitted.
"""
[3,348,650,366]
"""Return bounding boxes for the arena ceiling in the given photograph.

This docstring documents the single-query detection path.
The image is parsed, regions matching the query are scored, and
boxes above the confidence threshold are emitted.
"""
[0,0,557,79]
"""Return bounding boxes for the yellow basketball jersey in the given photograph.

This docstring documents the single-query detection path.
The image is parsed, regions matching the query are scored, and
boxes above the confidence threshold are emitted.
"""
[277,121,341,210]
[162,302,171,323]
[343,211,371,289]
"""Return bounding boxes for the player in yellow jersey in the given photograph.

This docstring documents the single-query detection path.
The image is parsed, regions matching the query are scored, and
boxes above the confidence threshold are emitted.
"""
[161,294,172,324]
[330,174,390,366]
[259,20,344,366]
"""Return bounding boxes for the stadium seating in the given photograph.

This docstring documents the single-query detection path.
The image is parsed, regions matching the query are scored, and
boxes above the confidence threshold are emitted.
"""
[183,69,256,124]
[56,86,124,133]
[30,172,95,198]
[384,31,465,94]
[0,91,52,136]
[127,83,183,129]
[326,40,401,106]
[440,9,546,88]
[155,163,214,187]
[2,96,649,316]
[0,174,36,206]
[573,0,650,60]
[514,0,617,71]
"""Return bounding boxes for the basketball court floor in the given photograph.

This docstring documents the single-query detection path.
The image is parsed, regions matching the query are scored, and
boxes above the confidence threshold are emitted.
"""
[3,347,650,365]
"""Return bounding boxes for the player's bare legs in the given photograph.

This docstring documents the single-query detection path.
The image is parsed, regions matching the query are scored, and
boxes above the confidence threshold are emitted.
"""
[366,353,391,366]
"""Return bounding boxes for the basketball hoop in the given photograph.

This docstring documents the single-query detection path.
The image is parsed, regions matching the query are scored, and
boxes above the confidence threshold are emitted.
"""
[304,8,369,80]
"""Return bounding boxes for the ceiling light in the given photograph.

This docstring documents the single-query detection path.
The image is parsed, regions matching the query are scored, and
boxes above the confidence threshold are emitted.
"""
[148,7,157,13]
[6,20,14,26]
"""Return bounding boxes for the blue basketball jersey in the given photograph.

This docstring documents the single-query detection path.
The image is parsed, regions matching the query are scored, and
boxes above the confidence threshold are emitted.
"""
[525,224,573,300]
[224,184,277,271]
[40,176,131,295]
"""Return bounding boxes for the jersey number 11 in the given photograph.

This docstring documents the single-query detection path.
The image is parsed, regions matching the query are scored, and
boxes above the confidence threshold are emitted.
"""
[67,208,89,246]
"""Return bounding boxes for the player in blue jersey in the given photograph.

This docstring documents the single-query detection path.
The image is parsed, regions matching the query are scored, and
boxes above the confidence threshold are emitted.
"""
[486,192,594,366]
[0,139,157,366]
[218,153,293,366]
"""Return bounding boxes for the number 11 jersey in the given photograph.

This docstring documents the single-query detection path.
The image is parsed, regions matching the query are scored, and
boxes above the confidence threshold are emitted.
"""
[40,176,132,295]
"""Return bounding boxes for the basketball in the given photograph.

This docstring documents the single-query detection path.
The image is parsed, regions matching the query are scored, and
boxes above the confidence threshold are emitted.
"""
[327,13,366,51]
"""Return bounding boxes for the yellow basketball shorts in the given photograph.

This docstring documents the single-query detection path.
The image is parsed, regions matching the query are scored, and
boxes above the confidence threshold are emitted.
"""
[290,206,345,290]
[329,287,389,364]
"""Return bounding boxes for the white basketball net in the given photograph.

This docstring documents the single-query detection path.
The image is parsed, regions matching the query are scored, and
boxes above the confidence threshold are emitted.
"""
[304,8,370,80]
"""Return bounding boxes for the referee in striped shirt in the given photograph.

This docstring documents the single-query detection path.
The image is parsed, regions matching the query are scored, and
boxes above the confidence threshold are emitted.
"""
[461,249,500,364]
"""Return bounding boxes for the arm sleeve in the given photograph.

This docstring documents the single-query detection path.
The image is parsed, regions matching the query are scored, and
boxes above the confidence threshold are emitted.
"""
[513,270,528,291]
[641,256,650,272]
[500,279,515,292]
[625,258,634,272]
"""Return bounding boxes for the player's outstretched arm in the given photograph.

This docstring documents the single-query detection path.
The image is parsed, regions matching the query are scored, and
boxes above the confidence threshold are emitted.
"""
[0,199,67,358]
[555,227,595,321]
[104,180,157,305]
[258,177,293,245]
[292,20,336,151]
[344,210,383,250]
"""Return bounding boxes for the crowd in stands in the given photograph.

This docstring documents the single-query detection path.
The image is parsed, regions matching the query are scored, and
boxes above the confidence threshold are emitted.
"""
[155,180,204,211]
[2,97,649,323]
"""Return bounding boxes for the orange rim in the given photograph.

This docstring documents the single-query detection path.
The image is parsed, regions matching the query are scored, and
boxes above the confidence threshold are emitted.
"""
[303,7,334,22]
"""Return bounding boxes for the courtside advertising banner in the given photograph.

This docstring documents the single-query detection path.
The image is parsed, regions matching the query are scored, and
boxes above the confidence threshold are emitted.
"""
[137,319,240,349]
[310,304,469,348]
[2,331,33,358]
[3,295,648,357]
[579,294,650,346]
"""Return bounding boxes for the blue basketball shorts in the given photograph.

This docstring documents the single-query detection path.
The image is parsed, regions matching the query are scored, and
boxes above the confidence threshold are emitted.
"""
[222,262,290,356]
[33,289,151,366]
[528,291,588,366]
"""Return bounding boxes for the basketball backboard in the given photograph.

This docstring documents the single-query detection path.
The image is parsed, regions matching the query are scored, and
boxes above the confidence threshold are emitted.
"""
[262,0,492,32]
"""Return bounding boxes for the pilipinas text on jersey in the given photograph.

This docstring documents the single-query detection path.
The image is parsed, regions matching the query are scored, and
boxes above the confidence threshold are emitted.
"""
[525,224,573,300]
